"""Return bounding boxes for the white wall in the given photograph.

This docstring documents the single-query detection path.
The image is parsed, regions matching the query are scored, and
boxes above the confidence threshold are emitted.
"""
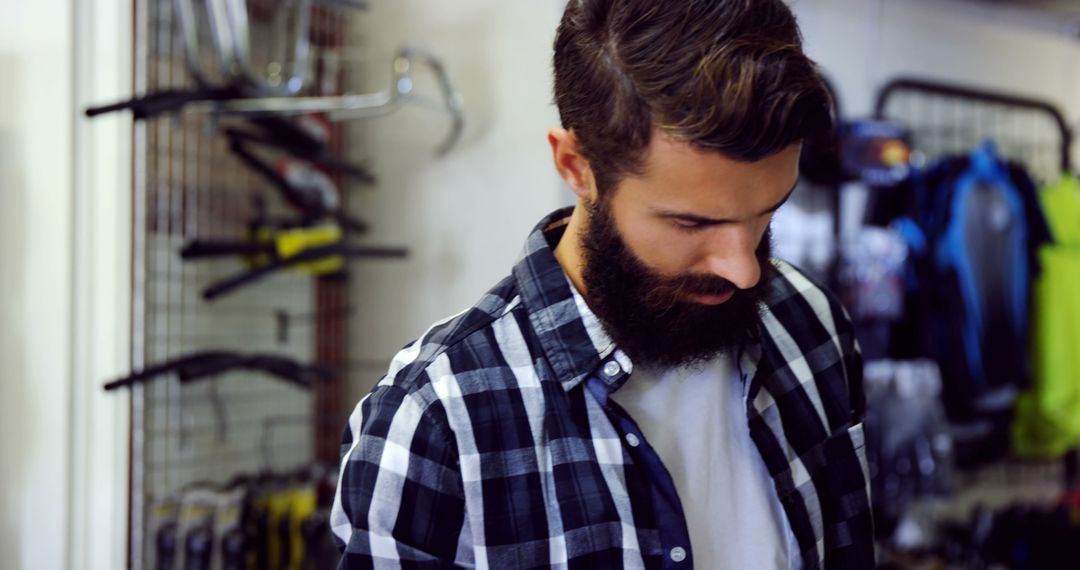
[346,1,568,398]
[0,1,76,568]
[0,0,131,568]
[793,0,1080,151]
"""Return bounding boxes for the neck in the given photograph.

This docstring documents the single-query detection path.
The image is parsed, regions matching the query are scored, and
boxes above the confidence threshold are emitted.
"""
[553,203,589,296]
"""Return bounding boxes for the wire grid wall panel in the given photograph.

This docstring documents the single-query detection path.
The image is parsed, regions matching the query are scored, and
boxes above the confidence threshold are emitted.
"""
[876,83,1070,185]
[131,1,356,567]
[141,0,316,496]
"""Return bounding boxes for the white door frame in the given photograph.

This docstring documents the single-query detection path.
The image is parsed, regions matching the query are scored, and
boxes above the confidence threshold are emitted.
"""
[69,0,134,567]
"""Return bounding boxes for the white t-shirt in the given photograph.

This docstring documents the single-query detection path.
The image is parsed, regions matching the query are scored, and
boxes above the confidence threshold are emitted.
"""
[610,353,798,569]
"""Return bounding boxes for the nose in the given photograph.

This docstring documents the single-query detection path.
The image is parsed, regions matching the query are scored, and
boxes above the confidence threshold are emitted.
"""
[703,230,763,290]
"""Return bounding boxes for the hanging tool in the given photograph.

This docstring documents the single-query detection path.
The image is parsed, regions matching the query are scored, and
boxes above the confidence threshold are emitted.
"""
[199,47,466,156]
[223,115,375,229]
[84,86,243,119]
[103,350,332,391]
[180,223,407,301]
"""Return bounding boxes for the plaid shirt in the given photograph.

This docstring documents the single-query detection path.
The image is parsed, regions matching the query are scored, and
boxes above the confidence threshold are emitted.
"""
[332,209,874,569]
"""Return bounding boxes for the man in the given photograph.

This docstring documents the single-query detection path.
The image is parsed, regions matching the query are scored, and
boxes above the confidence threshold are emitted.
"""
[331,0,874,568]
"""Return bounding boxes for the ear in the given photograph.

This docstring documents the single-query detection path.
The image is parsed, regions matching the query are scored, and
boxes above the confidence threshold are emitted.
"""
[548,127,598,202]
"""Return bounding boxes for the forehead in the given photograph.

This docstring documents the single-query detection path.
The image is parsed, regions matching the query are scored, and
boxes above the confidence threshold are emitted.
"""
[614,132,801,217]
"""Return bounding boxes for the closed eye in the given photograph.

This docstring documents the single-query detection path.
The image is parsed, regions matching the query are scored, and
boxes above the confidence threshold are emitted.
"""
[671,219,710,233]
[655,180,800,228]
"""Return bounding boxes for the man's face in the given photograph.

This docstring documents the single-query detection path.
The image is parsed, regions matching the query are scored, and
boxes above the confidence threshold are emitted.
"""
[579,133,801,368]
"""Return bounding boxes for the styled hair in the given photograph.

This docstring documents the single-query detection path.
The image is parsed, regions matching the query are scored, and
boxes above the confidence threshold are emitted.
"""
[553,0,833,194]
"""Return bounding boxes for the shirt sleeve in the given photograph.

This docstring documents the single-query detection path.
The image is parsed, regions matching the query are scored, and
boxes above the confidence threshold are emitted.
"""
[330,382,469,568]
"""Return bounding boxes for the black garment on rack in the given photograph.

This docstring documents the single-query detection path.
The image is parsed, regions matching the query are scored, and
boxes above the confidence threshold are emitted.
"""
[865,148,1052,466]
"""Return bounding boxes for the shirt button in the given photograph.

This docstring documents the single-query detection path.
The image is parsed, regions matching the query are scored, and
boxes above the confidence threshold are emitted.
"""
[625,433,640,448]
[669,547,687,562]
[603,361,621,377]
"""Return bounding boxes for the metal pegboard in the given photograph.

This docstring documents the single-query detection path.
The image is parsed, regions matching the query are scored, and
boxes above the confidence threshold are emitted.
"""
[130,1,357,567]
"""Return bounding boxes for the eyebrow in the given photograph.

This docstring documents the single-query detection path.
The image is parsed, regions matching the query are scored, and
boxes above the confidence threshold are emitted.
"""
[655,180,800,226]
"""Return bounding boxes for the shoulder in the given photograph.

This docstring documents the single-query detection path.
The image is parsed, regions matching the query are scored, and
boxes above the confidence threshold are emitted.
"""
[359,273,537,423]
[760,258,856,347]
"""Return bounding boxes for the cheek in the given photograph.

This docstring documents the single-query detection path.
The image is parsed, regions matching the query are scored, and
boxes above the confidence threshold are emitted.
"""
[606,194,701,275]
[621,224,703,275]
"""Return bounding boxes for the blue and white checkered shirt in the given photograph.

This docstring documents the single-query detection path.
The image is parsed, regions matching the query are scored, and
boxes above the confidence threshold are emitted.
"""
[331,208,874,569]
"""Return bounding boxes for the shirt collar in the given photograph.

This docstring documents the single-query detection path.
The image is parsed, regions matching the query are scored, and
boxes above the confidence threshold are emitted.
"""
[511,208,634,393]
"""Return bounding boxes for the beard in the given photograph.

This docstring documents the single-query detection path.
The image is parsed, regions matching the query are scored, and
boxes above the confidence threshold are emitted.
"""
[578,199,774,369]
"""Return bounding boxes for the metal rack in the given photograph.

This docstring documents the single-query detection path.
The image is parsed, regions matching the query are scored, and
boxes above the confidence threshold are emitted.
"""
[874,77,1072,184]
[129,2,356,567]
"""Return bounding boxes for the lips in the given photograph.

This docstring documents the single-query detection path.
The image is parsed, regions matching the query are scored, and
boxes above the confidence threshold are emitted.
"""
[689,287,736,305]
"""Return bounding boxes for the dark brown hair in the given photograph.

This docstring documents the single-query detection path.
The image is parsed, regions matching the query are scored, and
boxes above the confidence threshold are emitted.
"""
[553,0,833,195]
